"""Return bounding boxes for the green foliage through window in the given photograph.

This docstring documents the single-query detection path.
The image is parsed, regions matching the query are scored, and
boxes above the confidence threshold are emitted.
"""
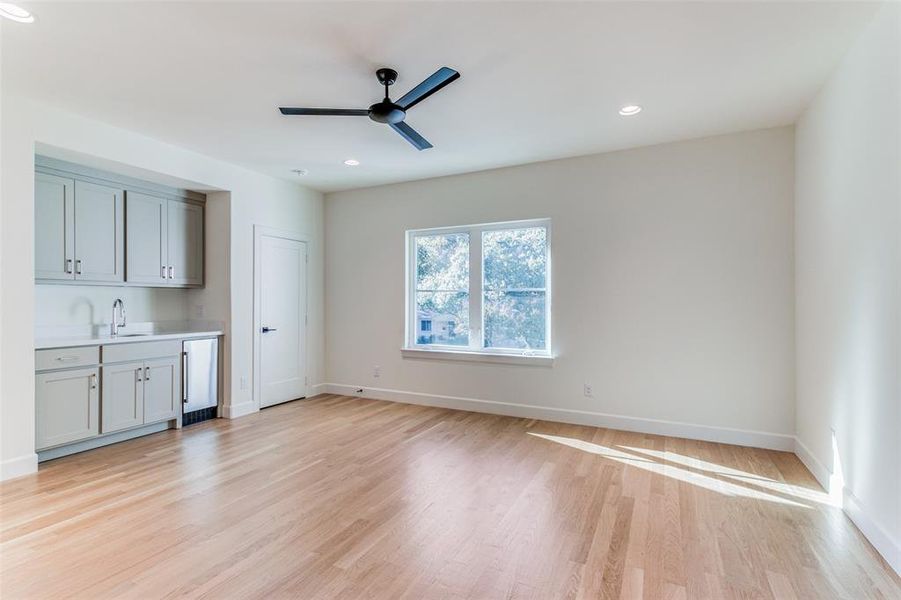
[411,222,549,353]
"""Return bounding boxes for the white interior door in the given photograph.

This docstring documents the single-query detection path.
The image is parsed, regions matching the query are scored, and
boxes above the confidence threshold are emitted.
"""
[258,233,307,408]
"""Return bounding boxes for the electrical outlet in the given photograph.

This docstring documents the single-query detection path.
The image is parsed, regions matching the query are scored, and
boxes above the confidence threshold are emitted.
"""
[240,376,248,390]
[373,366,381,378]
[583,383,593,397]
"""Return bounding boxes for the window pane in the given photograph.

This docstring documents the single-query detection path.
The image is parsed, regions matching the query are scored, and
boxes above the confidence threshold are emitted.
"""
[483,291,546,350]
[483,227,547,290]
[416,233,469,291]
[415,233,470,346]
[416,291,469,346]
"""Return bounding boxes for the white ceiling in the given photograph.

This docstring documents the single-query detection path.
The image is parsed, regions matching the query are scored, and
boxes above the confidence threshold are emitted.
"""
[3,1,880,192]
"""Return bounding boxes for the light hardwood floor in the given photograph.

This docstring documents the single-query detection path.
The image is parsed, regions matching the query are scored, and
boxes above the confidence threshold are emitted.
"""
[1,394,898,599]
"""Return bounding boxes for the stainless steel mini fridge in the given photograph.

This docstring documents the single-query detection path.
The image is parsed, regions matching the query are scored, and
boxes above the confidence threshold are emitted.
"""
[183,337,219,423]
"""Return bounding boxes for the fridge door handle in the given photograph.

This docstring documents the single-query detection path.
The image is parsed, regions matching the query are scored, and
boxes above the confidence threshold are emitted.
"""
[182,351,189,403]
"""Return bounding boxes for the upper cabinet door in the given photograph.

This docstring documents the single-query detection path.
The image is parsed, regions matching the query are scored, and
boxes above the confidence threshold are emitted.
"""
[126,191,168,284]
[74,180,125,282]
[35,173,75,281]
[166,201,203,286]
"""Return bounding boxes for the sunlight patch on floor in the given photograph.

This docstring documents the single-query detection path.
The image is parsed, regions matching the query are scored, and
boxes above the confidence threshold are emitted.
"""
[619,446,837,506]
[527,433,810,508]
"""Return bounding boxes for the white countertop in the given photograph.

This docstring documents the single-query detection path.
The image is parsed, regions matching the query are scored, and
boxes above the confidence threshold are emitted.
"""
[35,321,223,350]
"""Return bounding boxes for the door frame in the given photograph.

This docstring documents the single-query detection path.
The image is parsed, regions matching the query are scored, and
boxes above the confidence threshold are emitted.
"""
[252,225,310,410]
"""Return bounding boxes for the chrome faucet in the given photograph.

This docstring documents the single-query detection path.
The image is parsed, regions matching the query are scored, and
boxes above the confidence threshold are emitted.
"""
[110,298,126,336]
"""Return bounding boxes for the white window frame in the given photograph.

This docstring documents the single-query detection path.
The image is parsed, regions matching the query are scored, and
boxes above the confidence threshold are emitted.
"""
[404,218,552,363]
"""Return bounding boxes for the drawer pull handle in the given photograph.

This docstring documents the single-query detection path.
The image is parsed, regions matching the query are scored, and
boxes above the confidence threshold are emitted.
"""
[136,368,143,382]
[145,366,150,381]
[56,356,79,362]
[168,266,174,279]
[90,374,97,389]
[75,259,83,275]
[65,259,73,274]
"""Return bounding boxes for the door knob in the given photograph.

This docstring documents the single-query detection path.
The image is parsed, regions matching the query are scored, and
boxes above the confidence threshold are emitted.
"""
[261,326,277,333]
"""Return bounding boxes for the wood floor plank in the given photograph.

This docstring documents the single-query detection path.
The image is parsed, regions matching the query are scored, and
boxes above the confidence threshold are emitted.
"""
[1,395,898,599]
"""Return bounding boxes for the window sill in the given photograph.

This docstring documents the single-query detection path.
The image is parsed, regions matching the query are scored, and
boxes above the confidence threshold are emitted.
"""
[401,347,554,366]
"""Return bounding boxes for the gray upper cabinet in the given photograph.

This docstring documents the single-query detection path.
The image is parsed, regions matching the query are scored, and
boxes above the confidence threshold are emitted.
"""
[166,201,204,286]
[125,192,203,287]
[34,173,75,281]
[35,157,204,288]
[34,173,124,283]
[126,191,168,284]
[73,181,125,283]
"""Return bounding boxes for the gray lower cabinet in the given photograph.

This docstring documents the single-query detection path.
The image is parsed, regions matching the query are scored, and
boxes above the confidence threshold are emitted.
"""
[102,355,181,434]
[35,367,99,450]
[36,342,184,456]
[143,356,180,423]
[102,361,145,433]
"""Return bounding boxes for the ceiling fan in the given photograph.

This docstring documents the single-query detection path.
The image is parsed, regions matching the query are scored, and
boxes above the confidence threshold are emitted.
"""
[279,67,460,151]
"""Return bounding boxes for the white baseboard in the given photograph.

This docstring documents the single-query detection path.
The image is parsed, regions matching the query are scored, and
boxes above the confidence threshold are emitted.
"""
[310,383,328,397]
[795,437,900,576]
[843,488,901,576]
[220,400,256,419]
[793,437,831,490]
[321,383,795,451]
[1,453,38,481]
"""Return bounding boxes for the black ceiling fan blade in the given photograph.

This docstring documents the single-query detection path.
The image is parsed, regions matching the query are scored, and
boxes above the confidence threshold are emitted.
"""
[390,121,433,151]
[396,67,460,111]
[279,107,369,116]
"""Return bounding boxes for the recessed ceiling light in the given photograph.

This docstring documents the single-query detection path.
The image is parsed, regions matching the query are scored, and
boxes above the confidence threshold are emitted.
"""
[343,159,360,166]
[0,3,34,23]
[291,168,308,176]
[618,105,642,116]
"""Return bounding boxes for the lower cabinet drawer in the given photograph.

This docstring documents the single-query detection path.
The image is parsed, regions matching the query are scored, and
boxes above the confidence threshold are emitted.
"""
[102,340,181,364]
[35,367,100,450]
[35,346,99,372]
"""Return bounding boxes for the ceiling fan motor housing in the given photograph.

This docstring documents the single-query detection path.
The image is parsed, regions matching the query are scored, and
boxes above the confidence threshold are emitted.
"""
[369,101,406,124]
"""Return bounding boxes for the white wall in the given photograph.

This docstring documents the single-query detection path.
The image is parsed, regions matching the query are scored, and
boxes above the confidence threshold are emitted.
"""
[795,3,900,573]
[0,95,324,479]
[325,127,796,448]
[34,286,189,330]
